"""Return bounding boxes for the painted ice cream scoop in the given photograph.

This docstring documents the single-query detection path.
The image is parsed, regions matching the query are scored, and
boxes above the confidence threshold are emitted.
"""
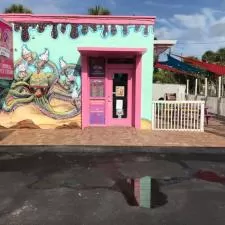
[18,63,28,78]
[59,57,67,70]
[22,45,34,63]
[37,49,49,71]
[68,74,75,82]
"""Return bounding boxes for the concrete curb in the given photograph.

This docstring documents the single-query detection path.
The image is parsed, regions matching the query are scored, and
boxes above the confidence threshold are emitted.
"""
[0,145,224,155]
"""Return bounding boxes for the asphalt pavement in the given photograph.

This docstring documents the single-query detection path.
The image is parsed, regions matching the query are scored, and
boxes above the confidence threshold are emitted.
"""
[0,150,225,225]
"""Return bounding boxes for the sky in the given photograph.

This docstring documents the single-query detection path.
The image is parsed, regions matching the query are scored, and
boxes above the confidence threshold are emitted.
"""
[1,0,225,58]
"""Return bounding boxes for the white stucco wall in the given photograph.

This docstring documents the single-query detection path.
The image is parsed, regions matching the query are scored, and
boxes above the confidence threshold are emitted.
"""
[153,83,186,101]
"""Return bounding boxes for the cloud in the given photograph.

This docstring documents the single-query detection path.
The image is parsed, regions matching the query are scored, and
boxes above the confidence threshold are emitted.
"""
[155,8,225,57]
[144,0,182,9]
[172,14,206,29]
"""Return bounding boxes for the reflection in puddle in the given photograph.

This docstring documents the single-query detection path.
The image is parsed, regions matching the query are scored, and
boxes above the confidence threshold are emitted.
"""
[151,179,168,208]
[115,176,167,209]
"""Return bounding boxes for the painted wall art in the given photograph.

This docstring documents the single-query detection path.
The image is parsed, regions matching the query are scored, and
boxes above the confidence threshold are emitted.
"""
[0,44,82,129]
[0,20,154,129]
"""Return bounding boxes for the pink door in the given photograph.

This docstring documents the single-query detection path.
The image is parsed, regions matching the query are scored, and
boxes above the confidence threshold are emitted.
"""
[106,69,133,126]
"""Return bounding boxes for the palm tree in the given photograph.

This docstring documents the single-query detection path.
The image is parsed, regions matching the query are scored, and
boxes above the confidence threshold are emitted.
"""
[4,4,32,13]
[88,5,111,15]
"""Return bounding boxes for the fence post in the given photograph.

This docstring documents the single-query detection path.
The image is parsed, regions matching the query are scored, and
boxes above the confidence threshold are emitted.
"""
[204,77,208,97]
[218,76,222,98]
[152,102,155,130]
[222,77,224,97]
[195,79,198,99]
[200,101,205,132]
[186,79,189,95]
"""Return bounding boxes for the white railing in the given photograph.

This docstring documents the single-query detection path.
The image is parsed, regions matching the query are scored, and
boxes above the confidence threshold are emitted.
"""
[152,101,205,132]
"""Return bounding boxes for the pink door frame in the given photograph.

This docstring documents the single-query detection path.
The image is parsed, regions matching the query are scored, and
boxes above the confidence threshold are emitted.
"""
[80,50,143,129]
[106,68,133,127]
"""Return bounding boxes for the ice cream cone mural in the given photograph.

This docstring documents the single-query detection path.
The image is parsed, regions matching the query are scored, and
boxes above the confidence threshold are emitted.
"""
[59,57,67,71]
[37,48,49,73]
[0,44,82,128]
[22,44,34,63]
[58,57,81,99]
[18,63,28,79]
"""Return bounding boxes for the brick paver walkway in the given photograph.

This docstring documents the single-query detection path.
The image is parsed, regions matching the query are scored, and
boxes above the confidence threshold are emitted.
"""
[0,118,225,147]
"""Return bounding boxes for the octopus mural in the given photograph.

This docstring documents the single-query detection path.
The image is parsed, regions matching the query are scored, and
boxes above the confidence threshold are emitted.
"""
[2,44,81,119]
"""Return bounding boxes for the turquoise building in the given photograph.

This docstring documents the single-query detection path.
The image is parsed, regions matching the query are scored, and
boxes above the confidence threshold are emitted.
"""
[0,14,172,129]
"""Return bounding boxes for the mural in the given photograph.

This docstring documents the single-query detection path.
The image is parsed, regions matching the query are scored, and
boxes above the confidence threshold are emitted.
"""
[6,44,81,118]
[0,44,81,128]
[0,20,154,129]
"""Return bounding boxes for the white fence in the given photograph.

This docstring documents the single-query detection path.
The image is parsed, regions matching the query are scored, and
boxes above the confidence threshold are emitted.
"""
[152,101,205,132]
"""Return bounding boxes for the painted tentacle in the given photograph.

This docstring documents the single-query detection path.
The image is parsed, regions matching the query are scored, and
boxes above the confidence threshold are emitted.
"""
[48,89,81,108]
[48,92,73,102]
[57,80,70,91]
[47,77,60,95]
[46,61,59,77]
[11,81,30,89]
[14,73,33,83]
[3,95,34,112]
[14,59,25,68]
[23,73,33,82]
[33,96,80,119]
[35,105,81,119]
[8,89,32,98]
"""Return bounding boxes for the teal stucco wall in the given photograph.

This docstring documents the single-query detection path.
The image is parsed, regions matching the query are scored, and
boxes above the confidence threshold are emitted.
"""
[0,24,154,128]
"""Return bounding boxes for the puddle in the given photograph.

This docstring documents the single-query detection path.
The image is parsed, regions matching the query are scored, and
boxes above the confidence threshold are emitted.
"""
[27,175,168,209]
[115,177,168,209]
[151,179,168,208]
[19,153,225,209]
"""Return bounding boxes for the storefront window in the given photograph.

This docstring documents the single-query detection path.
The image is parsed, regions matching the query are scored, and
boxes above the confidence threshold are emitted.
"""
[90,78,105,97]
[112,73,128,118]
[89,57,105,77]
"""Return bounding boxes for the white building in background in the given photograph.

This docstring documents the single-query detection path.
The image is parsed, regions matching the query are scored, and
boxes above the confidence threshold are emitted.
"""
[153,83,186,101]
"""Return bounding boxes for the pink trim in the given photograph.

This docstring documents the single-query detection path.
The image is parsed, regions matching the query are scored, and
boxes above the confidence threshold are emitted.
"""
[134,55,142,128]
[81,55,88,129]
[0,14,156,25]
[78,47,146,54]
[105,60,109,126]
[0,18,12,27]
[80,50,144,128]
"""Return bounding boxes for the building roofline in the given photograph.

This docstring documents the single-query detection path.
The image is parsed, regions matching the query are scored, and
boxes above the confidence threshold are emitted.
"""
[154,40,177,45]
[0,14,156,25]
[154,40,177,56]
